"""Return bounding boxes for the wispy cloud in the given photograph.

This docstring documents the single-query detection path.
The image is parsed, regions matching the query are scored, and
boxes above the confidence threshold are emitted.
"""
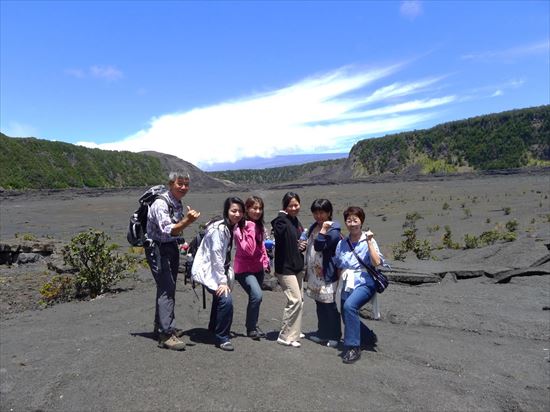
[77,64,456,168]
[2,121,38,137]
[90,65,123,81]
[65,65,124,81]
[462,78,525,101]
[461,40,549,61]
[400,1,423,20]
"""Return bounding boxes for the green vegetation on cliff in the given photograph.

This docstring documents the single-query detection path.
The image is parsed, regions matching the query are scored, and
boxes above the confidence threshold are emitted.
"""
[350,105,550,176]
[209,158,345,185]
[0,134,165,189]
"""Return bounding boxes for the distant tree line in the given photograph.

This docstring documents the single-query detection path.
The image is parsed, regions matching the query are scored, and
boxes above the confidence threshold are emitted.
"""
[209,159,346,185]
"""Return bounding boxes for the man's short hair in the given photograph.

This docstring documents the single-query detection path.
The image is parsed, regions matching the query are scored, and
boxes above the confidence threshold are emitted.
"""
[168,171,190,183]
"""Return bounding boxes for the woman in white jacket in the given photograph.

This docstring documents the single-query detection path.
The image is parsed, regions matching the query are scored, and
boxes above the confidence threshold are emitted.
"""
[192,197,245,351]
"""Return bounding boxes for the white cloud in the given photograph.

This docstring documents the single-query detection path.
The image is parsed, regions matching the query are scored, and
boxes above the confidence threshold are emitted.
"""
[400,1,423,20]
[90,65,123,81]
[64,65,123,81]
[1,121,38,137]
[461,40,550,61]
[462,78,525,100]
[77,64,455,168]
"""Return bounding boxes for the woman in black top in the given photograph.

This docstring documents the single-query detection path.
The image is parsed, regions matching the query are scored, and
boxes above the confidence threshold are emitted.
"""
[271,192,306,348]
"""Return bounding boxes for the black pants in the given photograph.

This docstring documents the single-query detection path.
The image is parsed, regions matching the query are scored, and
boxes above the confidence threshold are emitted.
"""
[145,241,179,334]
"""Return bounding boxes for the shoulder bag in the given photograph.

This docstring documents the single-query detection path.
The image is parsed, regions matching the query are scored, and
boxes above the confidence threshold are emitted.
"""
[346,238,389,293]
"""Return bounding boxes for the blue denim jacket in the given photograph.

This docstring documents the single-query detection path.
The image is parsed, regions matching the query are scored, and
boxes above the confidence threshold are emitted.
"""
[334,233,386,289]
[307,221,342,283]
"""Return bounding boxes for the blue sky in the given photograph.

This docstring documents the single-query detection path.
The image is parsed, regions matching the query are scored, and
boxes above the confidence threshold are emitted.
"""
[1,1,548,170]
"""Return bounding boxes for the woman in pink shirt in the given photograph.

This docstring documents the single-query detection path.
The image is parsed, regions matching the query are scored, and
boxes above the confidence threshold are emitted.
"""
[233,196,270,340]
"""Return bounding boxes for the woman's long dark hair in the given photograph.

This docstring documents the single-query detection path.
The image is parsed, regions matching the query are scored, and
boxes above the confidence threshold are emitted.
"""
[245,196,265,232]
[223,196,246,229]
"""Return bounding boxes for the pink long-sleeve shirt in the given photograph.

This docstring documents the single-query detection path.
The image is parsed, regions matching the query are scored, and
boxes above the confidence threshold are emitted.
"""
[233,220,269,274]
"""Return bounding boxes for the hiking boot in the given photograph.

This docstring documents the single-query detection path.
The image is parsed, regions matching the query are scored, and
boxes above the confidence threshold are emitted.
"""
[153,324,185,339]
[173,328,185,338]
[247,327,266,340]
[158,334,186,351]
[342,347,361,364]
[277,337,301,348]
[218,341,234,351]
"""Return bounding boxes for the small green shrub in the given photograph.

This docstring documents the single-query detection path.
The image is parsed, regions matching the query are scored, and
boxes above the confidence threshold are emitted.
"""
[391,243,408,261]
[442,202,450,210]
[479,230,500,245]
[62,229,136,298]
[442,226,460,249]
[15,233,37,241]
[500,232,517,242]
[463,208,472,219]
[505,219,518,232]
[464,234,479,249]
[486,218,491,224]
[40,275,75,304]
[502,207,511,215]
[426,224,440,234]
[414,240,433,260]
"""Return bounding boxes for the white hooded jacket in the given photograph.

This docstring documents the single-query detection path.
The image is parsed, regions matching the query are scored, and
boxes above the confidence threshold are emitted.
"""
[191,220,232,291]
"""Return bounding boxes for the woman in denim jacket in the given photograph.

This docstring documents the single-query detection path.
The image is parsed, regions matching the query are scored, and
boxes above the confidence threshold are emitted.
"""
[334,206,386,364]
[233,196,270,340]
[305,199,342,348]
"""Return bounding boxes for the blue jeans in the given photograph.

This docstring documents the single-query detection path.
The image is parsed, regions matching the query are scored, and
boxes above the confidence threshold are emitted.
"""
[316,301,341,341]
[145,242,179,335]
[207,287,233,345]
[236,271,264,332]
[341,275,376,348]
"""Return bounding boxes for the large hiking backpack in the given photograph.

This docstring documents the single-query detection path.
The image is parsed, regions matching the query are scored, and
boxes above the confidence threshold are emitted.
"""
[127,185,173,247]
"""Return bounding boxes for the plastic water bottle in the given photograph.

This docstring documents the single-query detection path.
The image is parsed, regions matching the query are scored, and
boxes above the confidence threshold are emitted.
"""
[299,228,308,241]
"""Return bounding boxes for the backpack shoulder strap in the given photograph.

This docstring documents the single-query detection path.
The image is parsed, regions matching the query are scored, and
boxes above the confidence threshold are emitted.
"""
[156,193,176,220]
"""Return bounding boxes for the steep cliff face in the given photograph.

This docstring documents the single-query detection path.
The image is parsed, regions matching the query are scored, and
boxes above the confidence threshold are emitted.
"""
[140,151,234,189]
[347,105,550,178]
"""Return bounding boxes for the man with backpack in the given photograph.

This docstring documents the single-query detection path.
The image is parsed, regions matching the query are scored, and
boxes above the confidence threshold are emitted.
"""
[145,171,200,351]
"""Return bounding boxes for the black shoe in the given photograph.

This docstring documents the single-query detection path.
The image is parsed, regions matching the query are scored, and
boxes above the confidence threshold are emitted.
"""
[247,327,266,340]
[342,347,361,364]
[361,332,378,349]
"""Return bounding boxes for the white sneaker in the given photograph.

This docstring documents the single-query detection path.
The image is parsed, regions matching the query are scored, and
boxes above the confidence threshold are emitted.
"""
[326,340,339,348]
[277,337,301,347]
[299,333,305,338]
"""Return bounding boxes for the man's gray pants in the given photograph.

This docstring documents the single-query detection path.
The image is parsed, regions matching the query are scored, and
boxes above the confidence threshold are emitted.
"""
[145,241,179,335]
